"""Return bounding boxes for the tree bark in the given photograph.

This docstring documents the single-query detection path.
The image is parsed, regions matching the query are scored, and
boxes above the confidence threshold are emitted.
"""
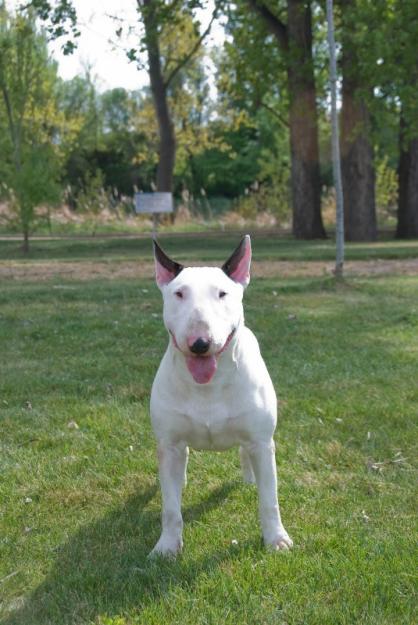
[248,0,325,239]
[287,0,325,239]
[340,9,376,241]
[140,0,176,192]
[397,113,418,238]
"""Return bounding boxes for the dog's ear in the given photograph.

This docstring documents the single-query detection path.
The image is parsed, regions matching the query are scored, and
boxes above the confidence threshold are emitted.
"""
[153,239,184,287]
[222,235,251,288]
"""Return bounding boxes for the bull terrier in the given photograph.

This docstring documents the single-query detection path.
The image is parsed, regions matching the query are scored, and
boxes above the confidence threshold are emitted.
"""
[150,235,293,556]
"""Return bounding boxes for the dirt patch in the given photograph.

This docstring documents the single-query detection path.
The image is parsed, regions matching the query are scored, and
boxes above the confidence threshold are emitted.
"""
[1,258,418,282]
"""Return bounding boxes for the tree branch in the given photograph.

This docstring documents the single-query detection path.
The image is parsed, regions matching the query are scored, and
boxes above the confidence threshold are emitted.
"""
[247,0,288,51]
[163,6,218,88]
[260,100,289,127]
[0,83,16,143]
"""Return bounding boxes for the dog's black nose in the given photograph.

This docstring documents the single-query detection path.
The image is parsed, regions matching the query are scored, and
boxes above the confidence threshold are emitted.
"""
[190,338,210,354]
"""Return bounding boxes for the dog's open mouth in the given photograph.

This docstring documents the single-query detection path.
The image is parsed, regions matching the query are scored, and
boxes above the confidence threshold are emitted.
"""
[185,329,236,384]
[170,328,236,384]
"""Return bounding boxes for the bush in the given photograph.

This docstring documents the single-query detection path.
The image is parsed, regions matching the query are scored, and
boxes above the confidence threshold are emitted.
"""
[376,156,398,224]
[75,170,116,235]
[235,174,291,227]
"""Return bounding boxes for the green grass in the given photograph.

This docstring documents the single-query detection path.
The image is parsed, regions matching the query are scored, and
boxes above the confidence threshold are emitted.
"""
[1,232,418,263]
[0,238,417,625]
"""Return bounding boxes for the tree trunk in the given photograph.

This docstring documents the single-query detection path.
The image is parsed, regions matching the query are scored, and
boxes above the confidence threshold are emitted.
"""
[22,228,29,253]
[340,11,376,241]
[397,114,418,238]
[141,0,176,193]
[287,0,325,239]
[247,0,325,239]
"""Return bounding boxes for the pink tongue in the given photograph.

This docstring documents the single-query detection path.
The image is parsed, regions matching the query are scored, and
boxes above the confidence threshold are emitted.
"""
[186,355,217,384]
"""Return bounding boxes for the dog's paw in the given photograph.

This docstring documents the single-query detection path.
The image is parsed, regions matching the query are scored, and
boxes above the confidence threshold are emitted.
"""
[148,536,183,559]
[266,531,293,551]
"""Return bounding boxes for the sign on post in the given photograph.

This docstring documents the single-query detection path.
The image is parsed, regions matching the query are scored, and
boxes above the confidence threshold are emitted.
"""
[134,192,174,236]
[134,192,174,215]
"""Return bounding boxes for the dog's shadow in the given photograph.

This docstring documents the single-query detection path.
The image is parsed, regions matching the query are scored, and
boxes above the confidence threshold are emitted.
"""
[5,481,249,625]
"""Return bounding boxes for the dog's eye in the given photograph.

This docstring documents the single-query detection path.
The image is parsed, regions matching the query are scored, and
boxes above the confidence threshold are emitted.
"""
[174,290,183,299]
[219,291,227,299]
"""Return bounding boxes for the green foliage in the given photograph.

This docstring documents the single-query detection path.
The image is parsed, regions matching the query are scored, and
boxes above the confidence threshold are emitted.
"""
[371,0,418,135]
[220,2,287,114]
[0,7,62,247]
[190,122,262,198]
[57,73,102,200]
[27,0,80,54]
[375,156,398,222]
[74,169,117,235]
[75,170,106,214]
[235,177,290,225]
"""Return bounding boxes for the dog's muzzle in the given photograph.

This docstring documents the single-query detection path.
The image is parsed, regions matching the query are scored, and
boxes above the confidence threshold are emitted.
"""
[169,328,237,384]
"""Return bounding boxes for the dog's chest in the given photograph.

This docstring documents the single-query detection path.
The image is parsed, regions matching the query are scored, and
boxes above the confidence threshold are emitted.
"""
[173,393,247,450]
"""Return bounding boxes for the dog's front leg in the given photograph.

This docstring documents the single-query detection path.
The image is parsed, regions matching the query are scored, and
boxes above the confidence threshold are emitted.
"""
[245,439,293,551]
[150,443,188,557]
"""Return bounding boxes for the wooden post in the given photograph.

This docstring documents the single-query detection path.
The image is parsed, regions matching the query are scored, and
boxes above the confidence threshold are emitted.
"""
[152,213,158,238]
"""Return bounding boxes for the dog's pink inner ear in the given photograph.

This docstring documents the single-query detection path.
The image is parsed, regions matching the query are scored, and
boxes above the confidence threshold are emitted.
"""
[222,235,251,287]
[155,263,176,286]
[153,240,184,287]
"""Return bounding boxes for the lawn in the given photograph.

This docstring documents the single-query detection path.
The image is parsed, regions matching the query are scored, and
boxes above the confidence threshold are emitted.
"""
[1,232,418,263]
[0,236,417,625]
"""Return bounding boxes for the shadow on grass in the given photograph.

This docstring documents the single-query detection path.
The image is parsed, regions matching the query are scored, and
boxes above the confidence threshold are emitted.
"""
[5,482,243,625]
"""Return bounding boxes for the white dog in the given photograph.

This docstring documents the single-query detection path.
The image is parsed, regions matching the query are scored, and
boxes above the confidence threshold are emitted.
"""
[150,235,292,556]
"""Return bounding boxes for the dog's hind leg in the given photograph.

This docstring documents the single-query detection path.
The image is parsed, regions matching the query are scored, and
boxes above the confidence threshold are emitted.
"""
[240,446,256,484]
[150,443,188,558]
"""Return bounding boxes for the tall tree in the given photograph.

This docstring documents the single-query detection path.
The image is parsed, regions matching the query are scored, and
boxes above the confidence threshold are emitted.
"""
[247,0,326,239]
[0,7,62,251]
[137,1,217,193]
[339,0,377,241]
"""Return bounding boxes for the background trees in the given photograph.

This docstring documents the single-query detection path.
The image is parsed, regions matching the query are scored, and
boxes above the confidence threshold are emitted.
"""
[0,7,62,250]
[0,0,417,242]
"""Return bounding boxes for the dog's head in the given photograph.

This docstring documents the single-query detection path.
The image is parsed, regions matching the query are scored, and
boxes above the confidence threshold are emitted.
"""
[153,236,251,384]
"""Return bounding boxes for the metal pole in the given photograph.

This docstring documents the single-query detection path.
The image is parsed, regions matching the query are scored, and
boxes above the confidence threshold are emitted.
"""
[326,0,345,278]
